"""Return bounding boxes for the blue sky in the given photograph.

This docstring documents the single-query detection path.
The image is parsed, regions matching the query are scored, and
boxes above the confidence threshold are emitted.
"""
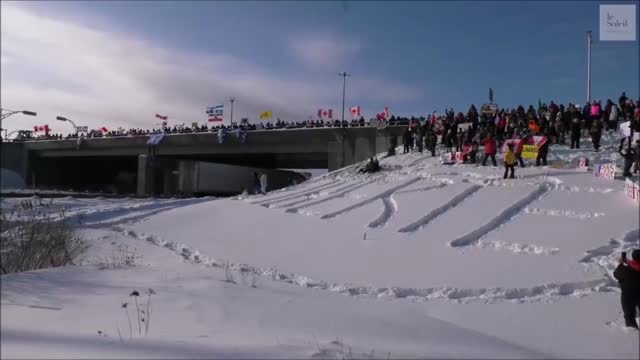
[1,1,638,133]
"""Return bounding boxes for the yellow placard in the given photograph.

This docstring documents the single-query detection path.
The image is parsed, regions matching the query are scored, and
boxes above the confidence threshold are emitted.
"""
[521,145,538,159]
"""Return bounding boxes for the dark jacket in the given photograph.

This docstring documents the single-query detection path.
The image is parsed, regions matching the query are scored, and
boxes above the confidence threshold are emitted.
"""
[614,260,640,299]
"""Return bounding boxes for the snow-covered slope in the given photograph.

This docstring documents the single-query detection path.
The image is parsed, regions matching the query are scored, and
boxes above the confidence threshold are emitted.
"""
[2,133,639,359]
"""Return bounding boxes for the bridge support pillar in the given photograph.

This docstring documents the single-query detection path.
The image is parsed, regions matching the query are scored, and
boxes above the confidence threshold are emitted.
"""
[137,155,148,196]
[328,128,378,172]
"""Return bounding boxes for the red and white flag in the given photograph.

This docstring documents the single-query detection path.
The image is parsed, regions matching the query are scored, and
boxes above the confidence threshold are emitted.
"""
[376,107,390,121]
[208,116,223,122]
[100,127,109,133]
[155,113,168,121]
[349,106,361,117]
[33,125,50,133]
[317,109,333,119]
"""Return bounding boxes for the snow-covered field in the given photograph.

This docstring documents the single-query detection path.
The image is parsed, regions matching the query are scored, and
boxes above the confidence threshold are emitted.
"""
[2,133,639,359]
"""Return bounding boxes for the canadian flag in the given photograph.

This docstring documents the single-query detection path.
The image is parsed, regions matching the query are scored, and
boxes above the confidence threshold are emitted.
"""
[317,109,333,119]
[33,125,50,133]
[155,113,168,121]
[376,107,390,121]
[349,106,361,118]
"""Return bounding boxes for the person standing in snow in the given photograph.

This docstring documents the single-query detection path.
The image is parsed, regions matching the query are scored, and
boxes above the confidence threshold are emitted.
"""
[590,119,603,152]
[613,249,640,329]
[426,127,438,157]
[503,143,516,179]
[570,115,581,149]
[536,132,549,167]
[259,172,268,194]
[619,138,637,177]
[253,172,262,195]
[481,133,498,166]
[403,127,412,154]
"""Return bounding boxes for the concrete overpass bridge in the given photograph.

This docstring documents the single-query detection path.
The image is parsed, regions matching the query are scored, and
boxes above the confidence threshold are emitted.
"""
[1,126,405,196]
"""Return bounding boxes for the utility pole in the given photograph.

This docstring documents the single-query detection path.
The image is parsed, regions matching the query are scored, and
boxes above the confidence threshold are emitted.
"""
[339,72,351,122]
[229,97,235,125]
[586,30,592,104]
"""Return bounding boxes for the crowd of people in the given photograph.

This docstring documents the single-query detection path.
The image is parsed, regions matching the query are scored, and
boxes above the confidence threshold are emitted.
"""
[9,117,378,142]
[395,92,640,179]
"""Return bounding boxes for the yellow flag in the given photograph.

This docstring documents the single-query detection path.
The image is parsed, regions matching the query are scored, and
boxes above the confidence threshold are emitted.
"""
[259,111,272,120]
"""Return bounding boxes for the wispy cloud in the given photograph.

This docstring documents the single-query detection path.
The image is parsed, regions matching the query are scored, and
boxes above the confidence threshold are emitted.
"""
[288,31,361,70]
[0,4,418,133]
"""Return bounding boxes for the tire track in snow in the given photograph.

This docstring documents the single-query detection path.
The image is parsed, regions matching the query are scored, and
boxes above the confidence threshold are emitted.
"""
[367,195,397,228]
[250,180,343,205]
[79,198,213,228]
[524,208,606,220]
[119,228,615,304]
[398,185,482,233]
[285,179,378,214]
[476,240,560,256]
[274,181,367,209]
[320,177,422,220]
[395,182,448,195]
[449,185,549,248]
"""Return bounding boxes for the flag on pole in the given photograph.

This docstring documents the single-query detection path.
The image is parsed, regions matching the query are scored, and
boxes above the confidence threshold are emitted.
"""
[33,125,50,132]
[206,105,224,116]
[317,109,333,119]
[376,107,390,121]
[100,127,109,133]
[155,113,168,121]
[76,126,88,133]
[259,110,272,120]
[349,106,361,117]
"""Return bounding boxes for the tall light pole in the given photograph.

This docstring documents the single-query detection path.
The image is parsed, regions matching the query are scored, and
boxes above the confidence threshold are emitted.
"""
[56,116,78,133]
[586,30,592,104]
[0,108,37,140]
[229,97,235,125]
[339,71,351,122]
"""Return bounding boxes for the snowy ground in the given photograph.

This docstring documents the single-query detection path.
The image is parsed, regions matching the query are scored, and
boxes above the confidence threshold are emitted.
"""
[2,133,639,359]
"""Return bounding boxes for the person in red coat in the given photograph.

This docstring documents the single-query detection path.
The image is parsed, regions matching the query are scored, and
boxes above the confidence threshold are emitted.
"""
[481,133,498,166]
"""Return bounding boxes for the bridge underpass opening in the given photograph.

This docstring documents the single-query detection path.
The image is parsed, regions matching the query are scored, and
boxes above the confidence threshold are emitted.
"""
[160,152,329,170]
[30,155,139,194]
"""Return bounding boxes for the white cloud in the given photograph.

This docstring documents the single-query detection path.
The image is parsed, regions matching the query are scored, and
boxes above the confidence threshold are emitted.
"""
[288,32,360,70]
[0,4,419,135]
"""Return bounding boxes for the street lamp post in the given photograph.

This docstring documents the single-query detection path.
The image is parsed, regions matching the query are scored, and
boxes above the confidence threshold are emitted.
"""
[339,72,351,123]
[56,116,78,133]
[229,97,235,125]
[0,108,37,140]
[586,30,592,103]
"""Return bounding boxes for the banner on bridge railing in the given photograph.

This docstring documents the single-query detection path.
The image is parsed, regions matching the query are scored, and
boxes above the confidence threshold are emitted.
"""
[147,133,165,146]
[624,178,640,204]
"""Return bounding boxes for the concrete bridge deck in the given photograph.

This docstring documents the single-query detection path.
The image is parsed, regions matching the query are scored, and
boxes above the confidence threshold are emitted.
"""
[1,126,406,195]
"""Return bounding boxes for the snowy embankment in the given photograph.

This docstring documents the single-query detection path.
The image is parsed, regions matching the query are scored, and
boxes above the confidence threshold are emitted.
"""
[1,133,639,359]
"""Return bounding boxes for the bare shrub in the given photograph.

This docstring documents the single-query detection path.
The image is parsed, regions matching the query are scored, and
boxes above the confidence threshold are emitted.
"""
[95,245,142,270]
[0,200,87,274]
[223,260,235,283]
